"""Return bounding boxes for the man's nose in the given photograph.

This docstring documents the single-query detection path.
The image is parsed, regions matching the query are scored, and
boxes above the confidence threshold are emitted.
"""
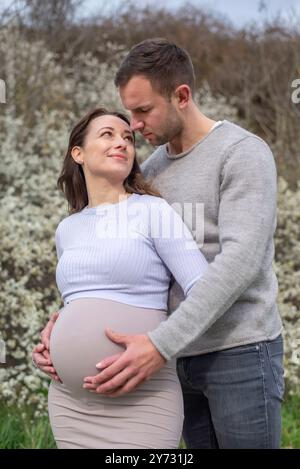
[130,119,144,132]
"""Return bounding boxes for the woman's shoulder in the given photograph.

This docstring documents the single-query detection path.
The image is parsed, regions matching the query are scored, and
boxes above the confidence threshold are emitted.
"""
[137,194,178,216]
[134,194,182,229]
[135,193,168,208]
[55,210,83,234]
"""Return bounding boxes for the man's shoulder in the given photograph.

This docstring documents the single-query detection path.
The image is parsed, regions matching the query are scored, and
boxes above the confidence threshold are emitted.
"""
[221,121,273,162]
[220,120,270,149]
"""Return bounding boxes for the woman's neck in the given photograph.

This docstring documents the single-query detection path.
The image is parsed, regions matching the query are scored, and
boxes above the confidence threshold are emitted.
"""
[86,181,128,208]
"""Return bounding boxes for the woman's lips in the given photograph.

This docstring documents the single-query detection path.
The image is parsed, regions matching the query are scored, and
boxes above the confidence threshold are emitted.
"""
[110,154,127,161]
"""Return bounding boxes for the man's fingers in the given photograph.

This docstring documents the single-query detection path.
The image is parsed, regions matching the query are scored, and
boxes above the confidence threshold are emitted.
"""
[83,369,130,392]
[95,352,123,370]
[84,351,123,389]
[105,328,129,346]
[105,375,146,398]
[83,382,97,390]
[96,368,133,394]
[84,357,128,386]
[95,367,135,393]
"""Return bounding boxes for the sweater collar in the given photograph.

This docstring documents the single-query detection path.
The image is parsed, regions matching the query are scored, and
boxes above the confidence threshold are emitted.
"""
[165,120,225,160]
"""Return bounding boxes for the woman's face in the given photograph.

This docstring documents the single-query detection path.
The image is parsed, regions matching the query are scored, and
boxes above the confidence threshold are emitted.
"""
[72,114,135,184]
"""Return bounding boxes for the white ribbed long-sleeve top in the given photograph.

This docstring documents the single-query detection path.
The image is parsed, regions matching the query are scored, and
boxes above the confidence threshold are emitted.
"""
[55,193,208,309]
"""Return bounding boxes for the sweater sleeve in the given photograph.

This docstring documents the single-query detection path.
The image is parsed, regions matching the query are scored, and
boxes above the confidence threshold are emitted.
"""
[148,136,278,360]
[151,199,208,296]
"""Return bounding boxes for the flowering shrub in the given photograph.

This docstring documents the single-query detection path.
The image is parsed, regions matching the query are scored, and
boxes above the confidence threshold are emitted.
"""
[0,25,299,416]
[275,179,300,394]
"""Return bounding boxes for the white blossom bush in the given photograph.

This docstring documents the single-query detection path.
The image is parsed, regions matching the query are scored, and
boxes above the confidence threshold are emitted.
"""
[195,82,240,123]
[0,24,299,416]
[275,178,300,394]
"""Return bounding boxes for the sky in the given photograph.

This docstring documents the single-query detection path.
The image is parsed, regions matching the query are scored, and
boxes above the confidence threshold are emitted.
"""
[1,0,299,28]
[81,0,300,28]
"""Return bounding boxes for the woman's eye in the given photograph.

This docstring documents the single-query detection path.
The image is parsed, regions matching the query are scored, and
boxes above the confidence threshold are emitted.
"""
[124,135,134,142]
[101,131,112,137]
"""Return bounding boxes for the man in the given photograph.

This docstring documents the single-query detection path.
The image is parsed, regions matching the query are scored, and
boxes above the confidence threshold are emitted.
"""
[33,38,284,448]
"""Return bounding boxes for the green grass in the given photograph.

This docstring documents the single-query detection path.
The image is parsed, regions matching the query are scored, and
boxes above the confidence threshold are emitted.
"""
[0,403,56,449]
[0,395,299,449]
[281,394,300,449]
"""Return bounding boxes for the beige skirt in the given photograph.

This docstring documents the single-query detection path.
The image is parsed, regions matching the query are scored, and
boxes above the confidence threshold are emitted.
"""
[48,297,183,449]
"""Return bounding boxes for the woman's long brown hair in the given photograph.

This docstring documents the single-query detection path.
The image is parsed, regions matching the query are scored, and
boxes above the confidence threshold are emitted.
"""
[57,107,161,214]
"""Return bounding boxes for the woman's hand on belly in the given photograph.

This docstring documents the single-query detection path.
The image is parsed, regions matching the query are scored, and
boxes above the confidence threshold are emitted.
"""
[32,343,62,382]
[32,311,61,381]
[83,329,166,397]
[41,312,59,350]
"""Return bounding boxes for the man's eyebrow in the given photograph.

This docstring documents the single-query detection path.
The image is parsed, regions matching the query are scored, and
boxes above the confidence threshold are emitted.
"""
[131,104,151,112]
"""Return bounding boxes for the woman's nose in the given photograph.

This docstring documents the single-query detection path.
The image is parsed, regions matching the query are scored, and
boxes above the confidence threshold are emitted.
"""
[113,135,127,148]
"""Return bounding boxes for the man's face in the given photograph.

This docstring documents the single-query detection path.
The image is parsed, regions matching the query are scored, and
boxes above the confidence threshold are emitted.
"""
[119,76,183,146]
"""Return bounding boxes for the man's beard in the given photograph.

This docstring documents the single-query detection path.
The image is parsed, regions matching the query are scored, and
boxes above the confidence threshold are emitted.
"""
[152,108,183,146]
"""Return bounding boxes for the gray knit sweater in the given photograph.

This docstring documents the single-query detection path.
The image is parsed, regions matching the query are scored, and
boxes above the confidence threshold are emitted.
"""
[142,120,283,360]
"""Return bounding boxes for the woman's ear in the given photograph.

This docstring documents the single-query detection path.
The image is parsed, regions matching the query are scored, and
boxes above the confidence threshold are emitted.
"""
[71,146,84,165]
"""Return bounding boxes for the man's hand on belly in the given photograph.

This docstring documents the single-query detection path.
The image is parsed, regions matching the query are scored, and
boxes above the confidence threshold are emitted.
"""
[83,329,166,397]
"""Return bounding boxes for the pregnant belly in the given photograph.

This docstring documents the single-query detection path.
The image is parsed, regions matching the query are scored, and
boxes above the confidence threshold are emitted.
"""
[49,297,167,396]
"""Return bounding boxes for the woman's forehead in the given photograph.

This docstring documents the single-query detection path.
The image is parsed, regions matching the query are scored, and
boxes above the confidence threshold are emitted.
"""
[90,114,131,131]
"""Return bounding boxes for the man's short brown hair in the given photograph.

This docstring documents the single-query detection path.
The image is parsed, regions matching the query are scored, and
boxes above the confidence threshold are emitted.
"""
[114,38,196,99]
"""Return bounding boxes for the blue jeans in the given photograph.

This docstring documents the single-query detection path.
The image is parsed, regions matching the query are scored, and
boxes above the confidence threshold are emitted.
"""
[176,334,284,449]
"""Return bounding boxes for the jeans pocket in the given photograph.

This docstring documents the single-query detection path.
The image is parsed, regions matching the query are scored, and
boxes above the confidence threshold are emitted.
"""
[217,343,260,356]
[265,336,285,400]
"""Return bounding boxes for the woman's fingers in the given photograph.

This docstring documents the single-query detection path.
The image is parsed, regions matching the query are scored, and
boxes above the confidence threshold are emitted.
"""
[33,353,51,367]
[39,366,62,383]
[42,348,51,360]
[32,343,62,383]
[40,324,52,350]
[49,372,61,382]
[40,312,59,350]
[33,343,45,353]
[35,355,60,378]
[39,365,56,374]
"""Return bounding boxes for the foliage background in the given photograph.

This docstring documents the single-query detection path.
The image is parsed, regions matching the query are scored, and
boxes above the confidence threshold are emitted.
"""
[0,0,299,419]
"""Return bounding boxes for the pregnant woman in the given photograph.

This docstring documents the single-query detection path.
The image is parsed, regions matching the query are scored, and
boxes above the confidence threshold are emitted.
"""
[33,107,208,449]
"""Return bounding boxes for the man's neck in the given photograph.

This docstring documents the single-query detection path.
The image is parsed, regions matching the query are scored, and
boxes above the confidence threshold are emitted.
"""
[168,107,216,155]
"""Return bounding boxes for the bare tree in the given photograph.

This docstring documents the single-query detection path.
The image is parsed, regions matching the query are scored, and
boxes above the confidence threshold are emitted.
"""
[23,0,82,30]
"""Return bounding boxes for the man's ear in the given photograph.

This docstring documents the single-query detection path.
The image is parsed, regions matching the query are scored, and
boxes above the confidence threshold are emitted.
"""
[174,84,191,109]
[71,146,84,165]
